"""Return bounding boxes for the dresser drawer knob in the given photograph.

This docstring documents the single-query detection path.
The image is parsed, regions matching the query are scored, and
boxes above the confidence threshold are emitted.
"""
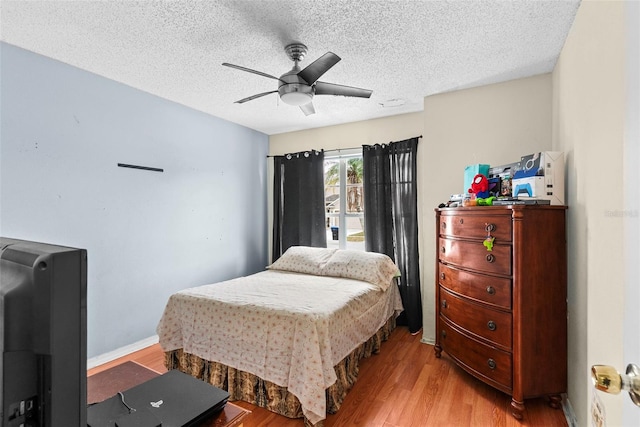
[440,272,445,280]
[488,359,497,370]
[441,300,448,309]
[441,246,446,253]
[487,320,497,331]
[441,222,447,229]
[486,254,495,263]
[486,286,496,295]
[441,330,447,338]
[459,218,464,224]
[485,223,496,232]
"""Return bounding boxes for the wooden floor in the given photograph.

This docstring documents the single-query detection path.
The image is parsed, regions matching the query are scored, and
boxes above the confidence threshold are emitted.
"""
[88,327,568,427]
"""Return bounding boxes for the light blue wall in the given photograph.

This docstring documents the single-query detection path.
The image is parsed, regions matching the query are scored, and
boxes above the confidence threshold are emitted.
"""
[0,42,269,358]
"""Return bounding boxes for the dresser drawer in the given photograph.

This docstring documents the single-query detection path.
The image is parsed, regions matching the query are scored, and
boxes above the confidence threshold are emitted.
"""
[439,237,511,276]
[438,263,512,310]
[440,320,512,391]
[439,214,512,242]
[439,287,512,349]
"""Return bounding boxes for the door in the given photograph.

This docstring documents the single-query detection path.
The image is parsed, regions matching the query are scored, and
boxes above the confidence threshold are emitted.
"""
[591,4,640,425]
[622,1,640,424]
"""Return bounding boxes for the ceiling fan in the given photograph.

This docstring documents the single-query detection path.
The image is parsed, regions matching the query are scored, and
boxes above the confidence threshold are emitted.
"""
[222,43,373,116]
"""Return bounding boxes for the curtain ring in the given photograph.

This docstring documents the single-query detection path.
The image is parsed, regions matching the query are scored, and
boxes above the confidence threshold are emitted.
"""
[304,151,310,158]
[286,154,292,160]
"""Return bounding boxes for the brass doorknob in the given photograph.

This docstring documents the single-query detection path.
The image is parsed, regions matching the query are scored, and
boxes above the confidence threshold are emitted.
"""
[591,364,640,407]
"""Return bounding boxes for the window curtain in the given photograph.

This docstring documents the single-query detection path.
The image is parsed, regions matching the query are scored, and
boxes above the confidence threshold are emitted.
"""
[362,145,394,258]
[272,150,326,262]
[363,137,422,334]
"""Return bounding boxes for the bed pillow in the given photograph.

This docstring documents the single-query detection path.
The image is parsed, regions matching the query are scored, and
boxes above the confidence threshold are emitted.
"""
[321,250,400,291]
[267,246,337,276]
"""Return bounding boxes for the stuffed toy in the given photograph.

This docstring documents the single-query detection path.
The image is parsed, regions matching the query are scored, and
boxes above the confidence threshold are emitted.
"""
[468,173,490,199]
[477,196,495,206]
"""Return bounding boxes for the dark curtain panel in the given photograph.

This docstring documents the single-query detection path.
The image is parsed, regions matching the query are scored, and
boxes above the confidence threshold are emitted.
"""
[272,155,285,261]
[271,150,326,263]
[362,137,423,334]
[363,145,394,259]
[389,138,422,333]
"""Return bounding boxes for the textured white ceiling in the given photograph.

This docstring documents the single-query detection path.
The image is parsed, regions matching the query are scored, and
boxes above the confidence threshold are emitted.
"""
[1,0,580,135]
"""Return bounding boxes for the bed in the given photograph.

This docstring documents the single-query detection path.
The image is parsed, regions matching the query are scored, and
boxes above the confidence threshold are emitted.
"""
[156,246,404,426]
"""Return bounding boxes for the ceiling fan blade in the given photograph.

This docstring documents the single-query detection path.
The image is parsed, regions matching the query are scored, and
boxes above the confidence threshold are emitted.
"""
[314,81,373,98]
[222,63,284,82]
[235,90,278,104]
[297,52,341,85]
[299,102,316,116]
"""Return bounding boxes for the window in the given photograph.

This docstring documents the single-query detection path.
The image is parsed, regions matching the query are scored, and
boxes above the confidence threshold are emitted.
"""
[324,151,364,250]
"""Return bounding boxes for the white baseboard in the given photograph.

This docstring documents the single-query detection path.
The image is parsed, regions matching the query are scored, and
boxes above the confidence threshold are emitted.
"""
[87,335,159,370]
[562,393,578,427]
[420,336,436,346]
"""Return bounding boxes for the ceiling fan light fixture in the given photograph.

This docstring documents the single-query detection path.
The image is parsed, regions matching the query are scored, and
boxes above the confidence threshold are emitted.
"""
[280,91,313,106]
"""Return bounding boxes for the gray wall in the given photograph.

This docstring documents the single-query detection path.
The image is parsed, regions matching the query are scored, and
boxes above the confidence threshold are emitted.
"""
[0,42,269,358]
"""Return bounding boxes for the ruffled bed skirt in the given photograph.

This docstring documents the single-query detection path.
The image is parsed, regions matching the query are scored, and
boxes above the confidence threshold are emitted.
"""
[164,316,396,427]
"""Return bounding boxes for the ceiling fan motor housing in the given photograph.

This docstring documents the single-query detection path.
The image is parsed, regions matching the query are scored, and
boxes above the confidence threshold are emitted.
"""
[278,68,314,106]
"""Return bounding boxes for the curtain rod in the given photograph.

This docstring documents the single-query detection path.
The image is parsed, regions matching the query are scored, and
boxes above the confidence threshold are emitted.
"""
[266,135,422,158]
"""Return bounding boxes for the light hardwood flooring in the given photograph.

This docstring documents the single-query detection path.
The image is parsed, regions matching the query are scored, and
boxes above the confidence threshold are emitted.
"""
[88,327,568,426]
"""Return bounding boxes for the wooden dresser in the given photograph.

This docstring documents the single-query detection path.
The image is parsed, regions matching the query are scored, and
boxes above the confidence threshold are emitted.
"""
[434,205,567,419]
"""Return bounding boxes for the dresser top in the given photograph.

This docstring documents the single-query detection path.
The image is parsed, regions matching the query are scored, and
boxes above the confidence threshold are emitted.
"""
[436,205,567,213]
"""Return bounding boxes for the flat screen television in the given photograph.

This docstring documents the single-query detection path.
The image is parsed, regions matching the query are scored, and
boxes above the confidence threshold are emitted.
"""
[1,237,87,427]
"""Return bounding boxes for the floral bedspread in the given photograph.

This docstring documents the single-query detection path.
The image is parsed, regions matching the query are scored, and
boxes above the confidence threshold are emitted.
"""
[156,270,403,425]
